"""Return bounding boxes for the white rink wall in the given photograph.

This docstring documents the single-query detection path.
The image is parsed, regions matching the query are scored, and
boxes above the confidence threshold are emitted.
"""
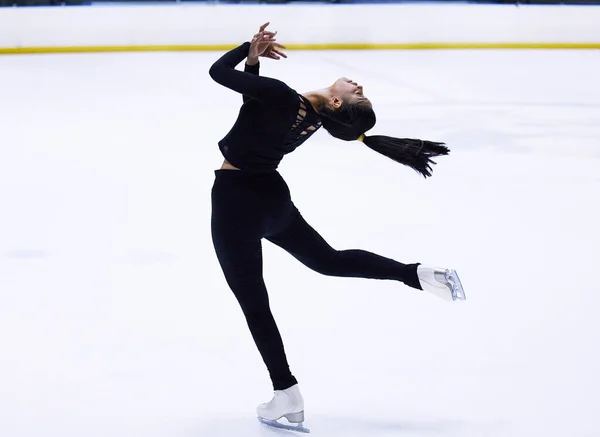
[0,3,599,49]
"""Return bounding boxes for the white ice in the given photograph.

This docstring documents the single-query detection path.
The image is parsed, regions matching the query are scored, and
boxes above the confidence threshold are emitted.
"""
[0,48,599,437]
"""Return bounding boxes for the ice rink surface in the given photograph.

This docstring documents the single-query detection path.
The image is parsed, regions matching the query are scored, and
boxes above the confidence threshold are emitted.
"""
[0,48,599,437]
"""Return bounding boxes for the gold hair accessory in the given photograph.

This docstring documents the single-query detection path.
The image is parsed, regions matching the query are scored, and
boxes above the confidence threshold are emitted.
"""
[357,134,365,142]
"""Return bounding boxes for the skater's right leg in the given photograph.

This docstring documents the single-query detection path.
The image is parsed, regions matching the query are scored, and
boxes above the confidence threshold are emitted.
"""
[266,207,465,301]
[266,207,422,289]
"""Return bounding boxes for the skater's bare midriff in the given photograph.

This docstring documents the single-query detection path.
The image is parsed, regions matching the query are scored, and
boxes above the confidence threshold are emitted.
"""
[220,160,240,170]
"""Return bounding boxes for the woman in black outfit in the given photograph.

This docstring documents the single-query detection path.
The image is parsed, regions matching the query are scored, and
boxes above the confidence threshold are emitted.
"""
[209,23,465,430]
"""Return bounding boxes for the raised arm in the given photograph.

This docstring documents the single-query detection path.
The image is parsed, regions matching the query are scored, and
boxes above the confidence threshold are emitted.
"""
[242,58,260,103]
[208,24,292,105]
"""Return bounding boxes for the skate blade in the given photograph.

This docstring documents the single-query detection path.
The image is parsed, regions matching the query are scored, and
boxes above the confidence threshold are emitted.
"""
[445,269,466,301]
[258,416,310,433]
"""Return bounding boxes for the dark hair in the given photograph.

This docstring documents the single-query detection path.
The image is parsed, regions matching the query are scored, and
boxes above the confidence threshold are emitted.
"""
[320,103,449,178]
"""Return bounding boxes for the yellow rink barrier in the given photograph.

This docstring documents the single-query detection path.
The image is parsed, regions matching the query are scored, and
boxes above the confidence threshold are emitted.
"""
[1,42,600,55]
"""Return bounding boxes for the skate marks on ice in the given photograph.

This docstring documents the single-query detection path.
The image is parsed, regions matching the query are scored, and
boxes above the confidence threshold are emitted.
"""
[187,415,508,437]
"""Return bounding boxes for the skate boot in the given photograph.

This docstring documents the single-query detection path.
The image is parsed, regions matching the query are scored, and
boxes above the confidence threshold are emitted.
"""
[257,384,309,433]
[417,265,466,302]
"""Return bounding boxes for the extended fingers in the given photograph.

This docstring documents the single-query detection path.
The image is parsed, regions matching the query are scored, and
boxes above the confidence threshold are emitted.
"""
[264,46,287,60]
[252,28,276,41]
[271,48,287,58]
[251,25,287,60]
[269,42,287,57]
[260,31,277,39]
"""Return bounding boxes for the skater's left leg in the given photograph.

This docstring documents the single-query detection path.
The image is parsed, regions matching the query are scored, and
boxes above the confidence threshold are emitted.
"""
[266,208,422,290]
[211,170,299,391]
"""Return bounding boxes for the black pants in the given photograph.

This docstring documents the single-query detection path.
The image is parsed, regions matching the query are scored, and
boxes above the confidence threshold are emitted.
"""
[211,169,421,391]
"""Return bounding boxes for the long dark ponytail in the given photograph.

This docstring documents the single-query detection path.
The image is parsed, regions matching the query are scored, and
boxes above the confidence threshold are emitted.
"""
[361,135,449,178]
[319,102,449,178]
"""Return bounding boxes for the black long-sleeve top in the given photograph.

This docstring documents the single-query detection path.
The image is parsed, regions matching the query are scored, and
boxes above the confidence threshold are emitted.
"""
[209,42,322,172]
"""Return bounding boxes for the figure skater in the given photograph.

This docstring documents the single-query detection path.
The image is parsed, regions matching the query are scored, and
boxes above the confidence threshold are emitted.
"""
[208,22,465,432]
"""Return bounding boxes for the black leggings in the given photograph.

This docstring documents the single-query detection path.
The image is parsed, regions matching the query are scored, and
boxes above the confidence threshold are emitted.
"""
[211,169,421,390]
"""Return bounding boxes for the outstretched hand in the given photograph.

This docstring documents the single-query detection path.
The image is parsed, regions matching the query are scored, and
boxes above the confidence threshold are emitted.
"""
[248,22,287,63]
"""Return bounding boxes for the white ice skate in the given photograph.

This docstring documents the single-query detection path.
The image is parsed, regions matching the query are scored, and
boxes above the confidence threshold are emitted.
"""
[417,265,466,302]
[257,384,309,433]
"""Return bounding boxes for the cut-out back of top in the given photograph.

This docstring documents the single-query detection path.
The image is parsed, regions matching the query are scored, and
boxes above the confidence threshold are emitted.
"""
[286,95,322,148]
